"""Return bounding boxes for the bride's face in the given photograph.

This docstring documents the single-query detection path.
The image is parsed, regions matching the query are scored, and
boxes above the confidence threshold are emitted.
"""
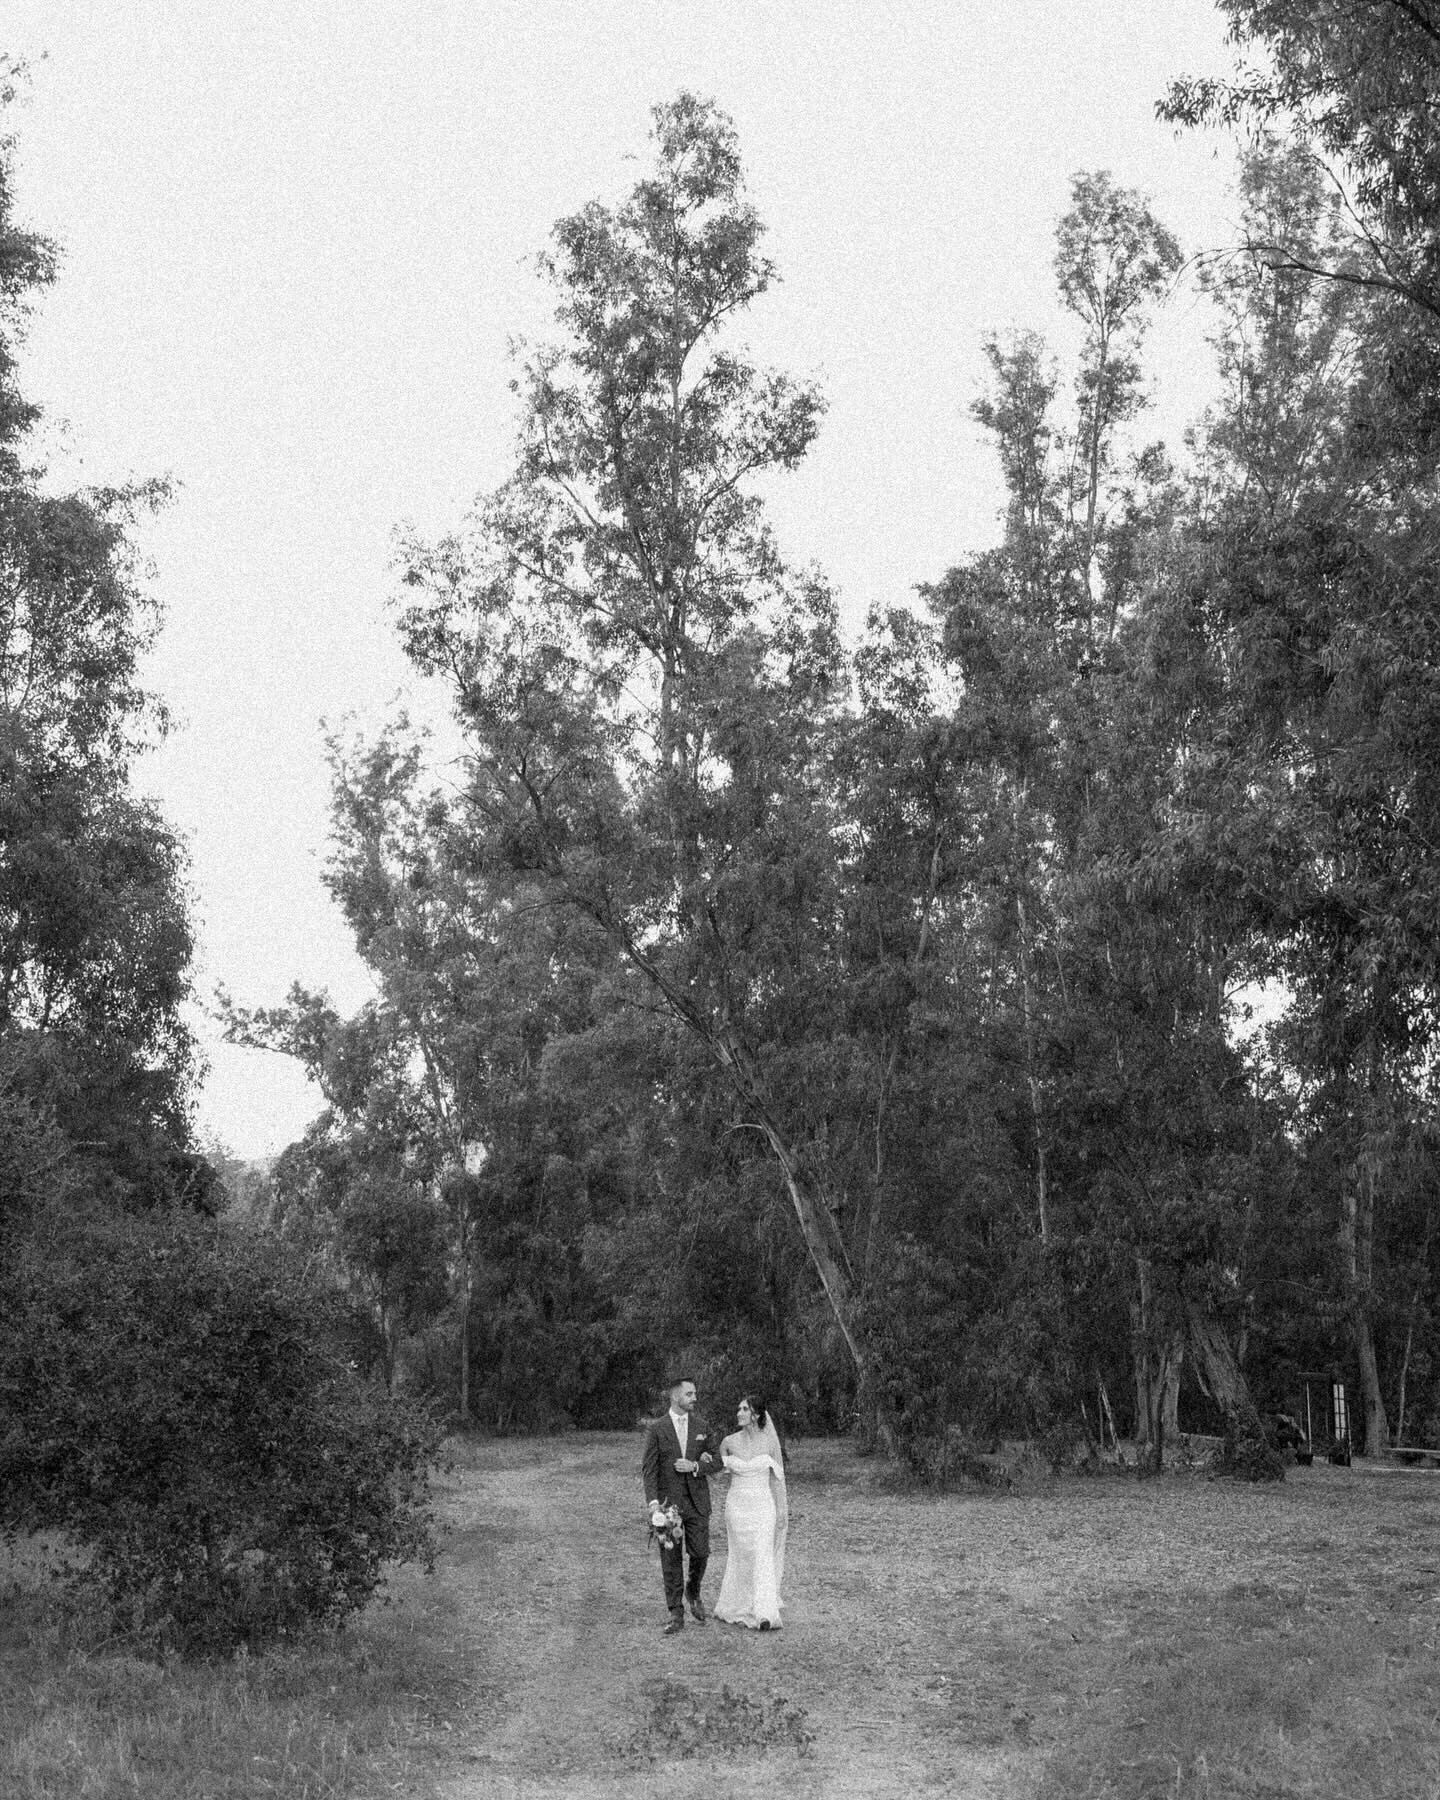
[737,1399,755,1429]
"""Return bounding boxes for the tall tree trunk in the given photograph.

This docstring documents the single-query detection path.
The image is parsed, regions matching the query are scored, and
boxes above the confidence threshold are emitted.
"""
[457,1184,473,1424]
[862,1030,900,1288]
[1131,1266,1151,1447]
[1081,327,1109,640]
[1160,1345,1182,1440]
[1015,895,1049,1245]
[1396,1319,1415,1446]
[1132,1334,1151,1446]
[1395,1207,1432,1445]
[862,828,946,1283]
[1130,1258,1181,1456]
[1342,1160,1390,1456]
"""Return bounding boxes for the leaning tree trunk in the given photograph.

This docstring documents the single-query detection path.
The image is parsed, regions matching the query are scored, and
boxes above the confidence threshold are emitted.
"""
[610,928,886,1438]
[713,1029,882,1421]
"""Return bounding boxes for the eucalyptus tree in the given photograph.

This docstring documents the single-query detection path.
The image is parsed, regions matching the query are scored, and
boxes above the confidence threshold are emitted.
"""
[919,167,1298,1460]
[0,65,202,1218]
[228,723,630,1419]
[1053,172,1181,642]
[1165,133,1440,1455]
[391,96,873,1392]
[1163,0,1440,323]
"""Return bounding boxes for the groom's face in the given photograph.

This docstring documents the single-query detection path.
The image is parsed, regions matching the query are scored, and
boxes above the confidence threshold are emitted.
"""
[672,1382,697,1415]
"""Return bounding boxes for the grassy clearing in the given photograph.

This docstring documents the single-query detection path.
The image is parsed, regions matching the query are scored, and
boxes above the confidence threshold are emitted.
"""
[0,1532,483,1799]
[5,1436,1440,1797]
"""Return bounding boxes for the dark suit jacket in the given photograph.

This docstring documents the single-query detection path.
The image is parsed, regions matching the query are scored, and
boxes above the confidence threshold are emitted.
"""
[642,1411,722,1519]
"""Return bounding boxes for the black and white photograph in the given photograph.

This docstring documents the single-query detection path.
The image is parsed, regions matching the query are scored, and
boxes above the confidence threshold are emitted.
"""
[3,3,1439,1794]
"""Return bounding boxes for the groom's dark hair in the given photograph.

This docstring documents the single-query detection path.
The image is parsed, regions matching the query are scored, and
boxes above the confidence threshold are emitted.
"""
[666,1373,695,1393]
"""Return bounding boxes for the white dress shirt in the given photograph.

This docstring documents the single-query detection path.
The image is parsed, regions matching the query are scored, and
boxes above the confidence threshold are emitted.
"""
[670,1409,689,1459]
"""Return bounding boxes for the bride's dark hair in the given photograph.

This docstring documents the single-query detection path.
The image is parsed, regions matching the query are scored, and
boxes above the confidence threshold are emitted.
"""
[740,1393,770,1430]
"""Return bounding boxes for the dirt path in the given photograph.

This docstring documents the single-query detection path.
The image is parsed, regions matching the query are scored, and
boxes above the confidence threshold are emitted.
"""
[413,1434,1440,1799]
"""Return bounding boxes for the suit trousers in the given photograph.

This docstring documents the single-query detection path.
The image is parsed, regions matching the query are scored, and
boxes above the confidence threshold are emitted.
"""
[659,1508,710,1614]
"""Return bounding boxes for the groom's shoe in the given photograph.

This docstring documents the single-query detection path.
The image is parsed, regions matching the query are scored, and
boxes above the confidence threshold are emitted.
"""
[663,1610,685,1635]
[687,1592,707,1625]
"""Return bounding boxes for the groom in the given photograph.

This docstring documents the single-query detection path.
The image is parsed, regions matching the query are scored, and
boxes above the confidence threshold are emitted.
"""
[642,1375,723,1635]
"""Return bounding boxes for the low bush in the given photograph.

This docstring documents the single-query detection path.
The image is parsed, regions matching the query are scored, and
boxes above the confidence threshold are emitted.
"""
[860,1236,1087,1483]
[1213,1406,1286,1482]
[623,1679,815,1763]
[0,1202,440,1653]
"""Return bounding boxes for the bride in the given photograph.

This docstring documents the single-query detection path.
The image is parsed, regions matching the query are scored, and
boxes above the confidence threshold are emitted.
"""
[714,1394,787,1630]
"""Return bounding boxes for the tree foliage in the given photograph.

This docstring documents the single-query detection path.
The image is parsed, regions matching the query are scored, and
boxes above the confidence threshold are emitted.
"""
[0,65,203,1223]
[0,73,439,1658]
[228,40,1440,1473]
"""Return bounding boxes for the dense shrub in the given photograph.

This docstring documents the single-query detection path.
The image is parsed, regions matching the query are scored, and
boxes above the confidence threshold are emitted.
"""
[1213,1408,1286,1483]
[859,1239,974,1482]
[0,1203,440,1653]
[860,1236,1087,1482]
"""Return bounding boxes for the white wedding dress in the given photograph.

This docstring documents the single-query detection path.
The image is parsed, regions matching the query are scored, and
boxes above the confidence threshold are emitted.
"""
[715,1425,787,1630]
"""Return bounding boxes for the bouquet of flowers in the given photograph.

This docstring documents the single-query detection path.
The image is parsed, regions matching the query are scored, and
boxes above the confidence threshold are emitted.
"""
[648,1502,684,1552]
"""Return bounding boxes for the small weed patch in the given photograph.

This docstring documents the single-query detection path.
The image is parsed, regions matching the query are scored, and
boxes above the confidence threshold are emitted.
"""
[622,1678,815,1763]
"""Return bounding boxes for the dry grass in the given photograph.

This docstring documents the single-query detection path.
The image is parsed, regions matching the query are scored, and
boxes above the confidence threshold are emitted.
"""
[6,1434,1440,1797]
[0,1534,480,1798]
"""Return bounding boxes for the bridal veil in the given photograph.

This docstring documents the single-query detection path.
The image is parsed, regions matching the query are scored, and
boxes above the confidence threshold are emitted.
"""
[762,1416,788,1589]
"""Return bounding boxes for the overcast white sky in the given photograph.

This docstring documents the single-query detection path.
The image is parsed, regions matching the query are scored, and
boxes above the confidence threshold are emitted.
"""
[7,2,1241,1157]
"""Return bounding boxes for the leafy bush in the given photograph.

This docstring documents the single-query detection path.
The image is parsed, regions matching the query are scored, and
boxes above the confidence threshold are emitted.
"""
[0,1203,440,1653]
[860,1236,1085,1483]
[1214,1408,1286,1483]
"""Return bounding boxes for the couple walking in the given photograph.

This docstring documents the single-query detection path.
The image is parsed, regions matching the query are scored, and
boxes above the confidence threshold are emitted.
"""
[641,1376,787,1635]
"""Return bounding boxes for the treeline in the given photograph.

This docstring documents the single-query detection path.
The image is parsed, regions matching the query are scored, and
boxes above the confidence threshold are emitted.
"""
[0,62,437,1652]
[5,8,1440,1618]
[229,7,1440,1474]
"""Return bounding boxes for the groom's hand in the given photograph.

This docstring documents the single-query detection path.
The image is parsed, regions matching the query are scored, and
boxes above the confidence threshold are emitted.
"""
[674,1457,697,1474]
